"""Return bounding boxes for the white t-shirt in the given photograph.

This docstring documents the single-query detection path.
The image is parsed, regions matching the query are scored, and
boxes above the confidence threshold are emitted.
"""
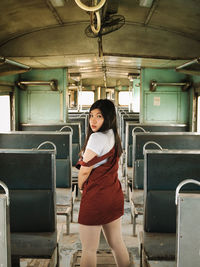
[84,129,115,168]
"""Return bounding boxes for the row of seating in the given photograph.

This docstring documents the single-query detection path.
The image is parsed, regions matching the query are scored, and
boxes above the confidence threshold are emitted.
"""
[0,131,72,188]
[0,113,88,265]
[140,149,200,266]
[118,111,200,266]
[117,110,139,150]
[175,179,200,267]
[20,122,80,167]
[0,148,57,265]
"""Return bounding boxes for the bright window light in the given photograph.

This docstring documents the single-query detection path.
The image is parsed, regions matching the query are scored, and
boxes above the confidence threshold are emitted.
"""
[0,95,11,131]
[79,91,94,106]
[119,91,132,106]
[197,96,200,132]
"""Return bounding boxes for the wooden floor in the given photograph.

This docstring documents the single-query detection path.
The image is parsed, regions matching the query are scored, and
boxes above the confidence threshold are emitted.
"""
[20,250,135,267]
[20,258,50,267]
[20,250,116,267]
[20,250,117,267]
[72,250,117,267]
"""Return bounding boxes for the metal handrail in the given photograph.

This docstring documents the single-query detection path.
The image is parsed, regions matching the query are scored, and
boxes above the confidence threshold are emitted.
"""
[0,56,30,70]
[17,80,58,91]
[59,125,73,135]
[150,80,191,91]
[175,179,200,205]
[132,126,146,134]
[176,57,200,70]
[36,141,57,155]
[0,180,9,206]
[143,141,163,155]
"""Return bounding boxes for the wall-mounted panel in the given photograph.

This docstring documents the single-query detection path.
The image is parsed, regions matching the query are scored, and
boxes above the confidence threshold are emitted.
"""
[141,68,189,124]
[18,68,66,123]
[28,91,60,123]
[145,92,178,122]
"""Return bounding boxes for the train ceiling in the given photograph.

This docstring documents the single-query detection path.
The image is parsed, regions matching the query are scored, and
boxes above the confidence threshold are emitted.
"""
[0,0,200,87]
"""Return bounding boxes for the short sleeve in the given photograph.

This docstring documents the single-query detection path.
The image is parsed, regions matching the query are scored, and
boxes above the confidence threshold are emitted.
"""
[86,132,105,156]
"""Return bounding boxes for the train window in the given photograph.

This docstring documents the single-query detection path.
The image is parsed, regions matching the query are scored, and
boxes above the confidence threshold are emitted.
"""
[0,95,11,131]
[197,96,200,132]
[68,90,76,108]
[79,91,94,107]
[119,91,133,106]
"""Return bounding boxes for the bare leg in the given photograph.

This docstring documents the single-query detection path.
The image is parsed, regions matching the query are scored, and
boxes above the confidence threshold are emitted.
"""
[79,224,102,267]
[102,218,130,267]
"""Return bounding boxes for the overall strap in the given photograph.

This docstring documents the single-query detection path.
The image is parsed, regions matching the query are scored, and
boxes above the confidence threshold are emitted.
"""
[76,146,115,168]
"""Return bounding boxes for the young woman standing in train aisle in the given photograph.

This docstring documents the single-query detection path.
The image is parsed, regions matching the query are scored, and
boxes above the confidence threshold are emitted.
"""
[76,99,130,267]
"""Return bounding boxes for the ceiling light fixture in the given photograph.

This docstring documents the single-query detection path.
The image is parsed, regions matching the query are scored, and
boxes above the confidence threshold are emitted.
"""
[77,59,92,63]
[50,0,65,7]
[139,0,154,8]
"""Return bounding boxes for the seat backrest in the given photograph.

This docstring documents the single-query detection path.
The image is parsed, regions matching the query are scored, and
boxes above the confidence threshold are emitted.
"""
[20,123,81,146]
[0,131,71,159]
[68,116,87,146]
[125,123,188,168]
[133,132,200,162]
[0,149,56,233]
[176,193,200,267]
[20,124,80,167]
[127,123,188,147]
[144,150,200,233]
[121,114,139,148]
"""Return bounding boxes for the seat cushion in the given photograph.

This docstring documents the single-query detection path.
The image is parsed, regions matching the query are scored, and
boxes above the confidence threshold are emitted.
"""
[145,190,176,233]
[134,159,144,189]
[56,158,71,188]
[11,232,57,257]
[72,143,80,166]
[143,231,176,260]
[10,190,55,232]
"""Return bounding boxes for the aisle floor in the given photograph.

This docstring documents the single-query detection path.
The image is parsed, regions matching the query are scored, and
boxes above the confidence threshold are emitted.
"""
[58,172,143,267]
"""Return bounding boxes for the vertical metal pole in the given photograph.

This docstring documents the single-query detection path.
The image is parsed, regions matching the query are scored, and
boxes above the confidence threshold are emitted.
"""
[129,80,132,112]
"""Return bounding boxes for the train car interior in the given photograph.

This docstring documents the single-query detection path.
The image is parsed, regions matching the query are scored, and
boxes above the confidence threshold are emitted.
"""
[0,0,200,266]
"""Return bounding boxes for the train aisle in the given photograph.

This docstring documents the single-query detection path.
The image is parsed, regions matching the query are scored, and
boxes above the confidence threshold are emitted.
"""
[58,165,142,267]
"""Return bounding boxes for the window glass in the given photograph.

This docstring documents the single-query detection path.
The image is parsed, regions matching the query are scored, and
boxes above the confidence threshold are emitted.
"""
[79,91,94,106]
[0,95,11,131]
[197,96,200,132]
[119,91,132,106]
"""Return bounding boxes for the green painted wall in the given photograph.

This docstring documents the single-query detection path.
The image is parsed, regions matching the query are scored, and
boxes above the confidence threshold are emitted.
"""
[192,75,200,85]
[19,68,67,123]
[141,68,190,124]
[0,74,18,83]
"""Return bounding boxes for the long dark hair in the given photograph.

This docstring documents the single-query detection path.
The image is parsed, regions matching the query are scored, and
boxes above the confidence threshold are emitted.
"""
[80,99,122,157]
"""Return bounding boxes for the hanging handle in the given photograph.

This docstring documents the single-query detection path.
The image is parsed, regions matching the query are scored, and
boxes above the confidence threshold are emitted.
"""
[0,180,9,206]
[90,11,101,34]
[143,141,163,155]
[59,125,73,135]
[74,0,106,12]
[37,141,57,155]
[175,179,200,205]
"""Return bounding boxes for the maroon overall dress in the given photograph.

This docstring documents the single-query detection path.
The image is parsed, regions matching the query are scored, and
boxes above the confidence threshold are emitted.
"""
[76,146,124,225]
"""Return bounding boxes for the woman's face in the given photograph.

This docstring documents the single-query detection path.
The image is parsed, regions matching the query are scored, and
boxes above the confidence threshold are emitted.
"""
[89,108,104,132]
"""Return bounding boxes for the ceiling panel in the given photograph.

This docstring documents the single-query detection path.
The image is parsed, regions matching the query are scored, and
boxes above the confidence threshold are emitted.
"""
[0,0,199,85]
